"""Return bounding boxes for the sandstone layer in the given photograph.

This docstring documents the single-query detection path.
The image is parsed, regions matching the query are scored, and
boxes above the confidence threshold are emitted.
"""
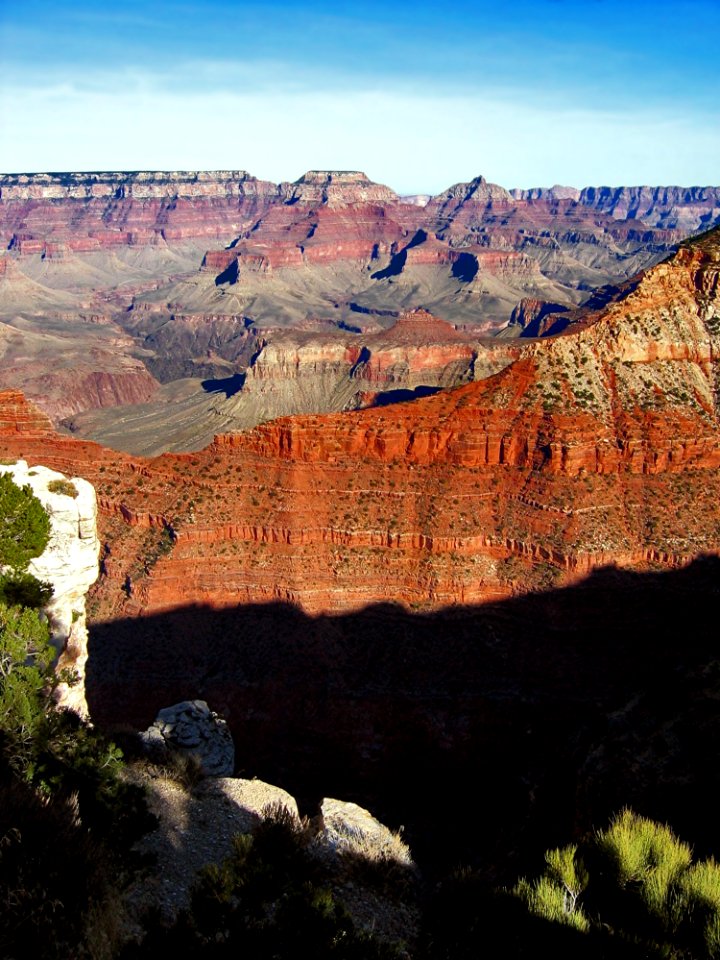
[0,227,718,623]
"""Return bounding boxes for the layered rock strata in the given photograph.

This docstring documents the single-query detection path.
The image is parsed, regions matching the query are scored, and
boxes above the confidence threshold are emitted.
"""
[511,184,720,232]
[0,228,718,621]
[66,308,520,456]
[2,168,718,440]
[0,170,281,252]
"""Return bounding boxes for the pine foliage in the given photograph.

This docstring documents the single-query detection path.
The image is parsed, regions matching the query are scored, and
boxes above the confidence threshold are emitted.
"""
[512,808,720,958]
[0,472,51,570]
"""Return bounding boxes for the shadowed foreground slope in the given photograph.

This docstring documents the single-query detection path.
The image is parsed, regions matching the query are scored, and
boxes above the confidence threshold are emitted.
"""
[87,557,720,877]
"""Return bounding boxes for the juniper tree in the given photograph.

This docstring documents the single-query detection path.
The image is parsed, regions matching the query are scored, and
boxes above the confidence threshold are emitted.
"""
[0,472,51,570]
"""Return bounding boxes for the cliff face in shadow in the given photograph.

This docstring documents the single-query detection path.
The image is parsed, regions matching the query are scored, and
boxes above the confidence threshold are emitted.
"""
[87,557,720,877]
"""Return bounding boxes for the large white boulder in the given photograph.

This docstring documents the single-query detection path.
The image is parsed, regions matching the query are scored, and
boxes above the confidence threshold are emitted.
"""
[0,460,100,715]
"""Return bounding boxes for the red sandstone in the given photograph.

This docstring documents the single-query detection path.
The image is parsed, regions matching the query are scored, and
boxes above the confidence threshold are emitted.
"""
[0,230,717,619]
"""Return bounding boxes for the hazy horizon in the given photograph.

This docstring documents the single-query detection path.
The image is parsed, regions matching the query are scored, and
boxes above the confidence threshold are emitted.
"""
[1,167,719,196]
[2,0,718,193]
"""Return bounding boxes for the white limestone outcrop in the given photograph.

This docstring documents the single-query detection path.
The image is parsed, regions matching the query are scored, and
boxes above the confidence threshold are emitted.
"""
[0,460,100,715]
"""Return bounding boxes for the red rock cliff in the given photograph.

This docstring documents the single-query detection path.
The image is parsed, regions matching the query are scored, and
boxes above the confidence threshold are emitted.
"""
[0,229,718,618]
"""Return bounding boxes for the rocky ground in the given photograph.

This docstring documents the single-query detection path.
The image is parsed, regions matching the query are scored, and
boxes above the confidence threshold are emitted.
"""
[121,766,419,953]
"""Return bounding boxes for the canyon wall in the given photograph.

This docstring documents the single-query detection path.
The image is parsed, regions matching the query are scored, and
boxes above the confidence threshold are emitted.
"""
[0,229,719,870]
[3,168,719,443]
[0,227,718,622]
[510,184,720,232]
[0,170,281,253]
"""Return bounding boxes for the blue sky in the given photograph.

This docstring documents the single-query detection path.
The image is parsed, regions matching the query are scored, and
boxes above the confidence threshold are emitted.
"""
[1,0,718,191]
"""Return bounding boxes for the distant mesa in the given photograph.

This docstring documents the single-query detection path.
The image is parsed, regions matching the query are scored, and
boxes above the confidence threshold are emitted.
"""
[281,169,398,207]
[294,170,373,184]
[1,166,719,440]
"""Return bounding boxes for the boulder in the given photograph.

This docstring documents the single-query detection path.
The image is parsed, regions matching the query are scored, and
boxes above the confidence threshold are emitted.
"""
[141,699,235,777]
[317,797,413,866]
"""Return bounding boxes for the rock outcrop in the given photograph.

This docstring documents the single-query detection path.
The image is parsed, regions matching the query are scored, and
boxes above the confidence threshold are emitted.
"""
[72,308,519,455]
[318,797,413,866]
[125,771,416,950]
[0,459,99,714]
[126,774,299,924]
[507,297,570,334]
[141,700,235,777]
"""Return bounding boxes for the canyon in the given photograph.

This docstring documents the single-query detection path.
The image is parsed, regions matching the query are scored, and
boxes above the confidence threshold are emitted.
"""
[1,226,719,620]
[2,169,719,453]
[0,198,719,875]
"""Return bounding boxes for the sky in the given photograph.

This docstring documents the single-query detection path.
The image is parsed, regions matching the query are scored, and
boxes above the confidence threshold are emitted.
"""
[1,0,718,192]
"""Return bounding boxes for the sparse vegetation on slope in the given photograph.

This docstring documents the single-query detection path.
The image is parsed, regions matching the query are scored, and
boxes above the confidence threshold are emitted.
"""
[0,475,153,958]
[422,811,720,960]
[128,803,408,958]
[511,809,720,959]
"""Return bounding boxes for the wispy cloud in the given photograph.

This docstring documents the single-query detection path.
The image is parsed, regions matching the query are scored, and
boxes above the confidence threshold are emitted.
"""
[2,0,718,186]
[2,73,718,191]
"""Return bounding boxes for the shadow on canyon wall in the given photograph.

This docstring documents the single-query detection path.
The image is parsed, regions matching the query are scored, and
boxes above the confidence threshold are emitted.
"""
[372,385,442,406]
[200,372,247,398]
[87,556,720,877]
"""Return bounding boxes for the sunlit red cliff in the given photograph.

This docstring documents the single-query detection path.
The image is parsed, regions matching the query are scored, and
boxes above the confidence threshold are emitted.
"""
[1,226,718,620]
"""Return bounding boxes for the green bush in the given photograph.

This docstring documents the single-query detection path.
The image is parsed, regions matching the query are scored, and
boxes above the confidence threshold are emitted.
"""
[511,809,720,959]
[514,844,590,933]
[0,601,55,769]
[0,473,51,569]
[593,807,692,927]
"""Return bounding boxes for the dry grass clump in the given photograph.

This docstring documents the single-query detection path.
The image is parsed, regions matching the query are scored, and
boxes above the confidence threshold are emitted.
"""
[47,478,78,498]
